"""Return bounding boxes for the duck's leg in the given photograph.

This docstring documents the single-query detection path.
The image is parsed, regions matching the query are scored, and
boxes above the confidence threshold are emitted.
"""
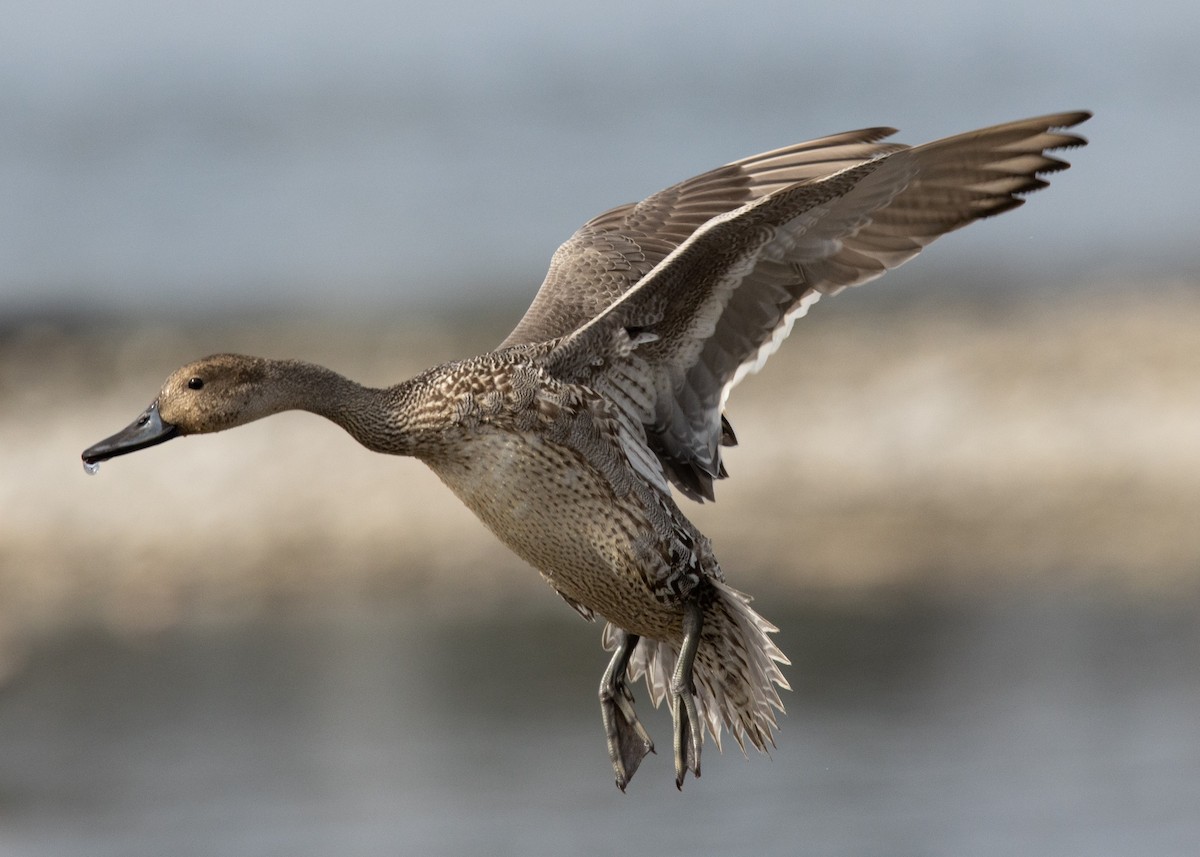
[599,629,655,791]
[671,598,704,789]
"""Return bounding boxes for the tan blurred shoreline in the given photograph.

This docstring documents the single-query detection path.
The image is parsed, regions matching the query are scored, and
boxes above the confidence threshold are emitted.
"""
[2,280,1199,657]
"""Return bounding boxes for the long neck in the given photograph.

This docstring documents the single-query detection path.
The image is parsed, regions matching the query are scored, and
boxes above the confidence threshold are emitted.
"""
[263,358,422,456]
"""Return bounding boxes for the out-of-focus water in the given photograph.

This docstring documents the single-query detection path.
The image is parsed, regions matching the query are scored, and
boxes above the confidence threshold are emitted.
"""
[2,0,1197,317]
[2,596,1198,857]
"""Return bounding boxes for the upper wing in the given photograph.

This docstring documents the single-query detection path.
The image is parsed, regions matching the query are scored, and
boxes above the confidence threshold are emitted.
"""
[499,128,905,349]
[544,111,1091,502]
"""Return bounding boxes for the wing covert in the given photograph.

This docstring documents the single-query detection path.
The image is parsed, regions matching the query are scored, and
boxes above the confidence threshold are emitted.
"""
[544,111,1091,502]
[500,128,904,348]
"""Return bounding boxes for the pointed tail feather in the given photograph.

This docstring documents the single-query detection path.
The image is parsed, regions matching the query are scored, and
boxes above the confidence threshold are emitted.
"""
[603,581,790,752]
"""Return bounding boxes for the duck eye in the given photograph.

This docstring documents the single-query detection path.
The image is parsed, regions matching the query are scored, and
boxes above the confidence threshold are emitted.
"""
[187,377,204,390]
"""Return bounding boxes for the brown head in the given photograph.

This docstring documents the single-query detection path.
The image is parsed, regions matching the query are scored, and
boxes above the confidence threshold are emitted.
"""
[82,354,278,465]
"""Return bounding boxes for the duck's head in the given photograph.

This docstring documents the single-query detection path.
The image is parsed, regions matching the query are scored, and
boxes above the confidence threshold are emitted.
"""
[82,354,273,465]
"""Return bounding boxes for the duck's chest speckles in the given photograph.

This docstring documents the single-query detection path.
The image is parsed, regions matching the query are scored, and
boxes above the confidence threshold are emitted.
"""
[428,429,632,562]
[424,427,685,632]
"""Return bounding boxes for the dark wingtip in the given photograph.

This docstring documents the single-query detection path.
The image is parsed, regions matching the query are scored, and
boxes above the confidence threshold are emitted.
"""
[720,414,738,447]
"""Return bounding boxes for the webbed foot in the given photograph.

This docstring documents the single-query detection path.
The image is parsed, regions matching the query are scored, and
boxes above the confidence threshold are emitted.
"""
[599,630,654,791]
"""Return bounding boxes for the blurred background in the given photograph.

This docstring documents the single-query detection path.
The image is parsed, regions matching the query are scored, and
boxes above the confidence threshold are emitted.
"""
[2,1,1199,855]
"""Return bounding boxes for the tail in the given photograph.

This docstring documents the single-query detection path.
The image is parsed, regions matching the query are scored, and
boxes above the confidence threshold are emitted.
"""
[602,581,790,752]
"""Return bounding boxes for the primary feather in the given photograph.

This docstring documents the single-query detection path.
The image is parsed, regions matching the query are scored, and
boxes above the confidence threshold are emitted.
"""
[535,111,1090,502]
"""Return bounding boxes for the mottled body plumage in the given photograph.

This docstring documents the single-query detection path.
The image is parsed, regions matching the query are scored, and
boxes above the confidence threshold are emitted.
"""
[83,112,1090,788]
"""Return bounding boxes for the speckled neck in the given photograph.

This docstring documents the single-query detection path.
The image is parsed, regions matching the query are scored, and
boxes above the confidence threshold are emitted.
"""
[260,358,423,457]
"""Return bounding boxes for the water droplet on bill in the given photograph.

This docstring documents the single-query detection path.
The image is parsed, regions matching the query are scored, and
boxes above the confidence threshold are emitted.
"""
[83,461,100,475]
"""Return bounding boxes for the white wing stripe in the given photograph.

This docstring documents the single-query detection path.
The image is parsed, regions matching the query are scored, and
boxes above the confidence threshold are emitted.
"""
[721,289,822,410]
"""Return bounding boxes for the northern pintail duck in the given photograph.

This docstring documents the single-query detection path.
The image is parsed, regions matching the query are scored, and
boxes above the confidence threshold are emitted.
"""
[84,112,1090,789]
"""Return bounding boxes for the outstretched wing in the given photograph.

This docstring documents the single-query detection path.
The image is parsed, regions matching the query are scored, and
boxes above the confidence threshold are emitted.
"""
[499,128,906,348]
[545,111,1091,502]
